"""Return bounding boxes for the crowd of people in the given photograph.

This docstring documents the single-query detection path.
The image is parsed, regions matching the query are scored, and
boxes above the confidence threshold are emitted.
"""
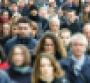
[0,0,90,83]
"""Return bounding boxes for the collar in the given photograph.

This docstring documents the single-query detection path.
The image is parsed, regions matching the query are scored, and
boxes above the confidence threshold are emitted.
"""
[71,54,85,70]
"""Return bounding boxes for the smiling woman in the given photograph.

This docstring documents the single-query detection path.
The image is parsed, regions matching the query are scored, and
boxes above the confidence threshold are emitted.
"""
[32,52,69,83]
[7,44,32,83]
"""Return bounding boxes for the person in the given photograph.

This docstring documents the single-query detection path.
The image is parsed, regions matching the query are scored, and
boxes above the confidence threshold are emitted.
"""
[61,9,83,34]
[35,32,67,61]
[7,44,32,83]
[83,23,90,55]
[0,70,11,83]
[49,16,61,37]
[60,33,90,83]
[0,45,9,70]
[60,28,71,55]
[5,17,37,55]
[32,52,69,83]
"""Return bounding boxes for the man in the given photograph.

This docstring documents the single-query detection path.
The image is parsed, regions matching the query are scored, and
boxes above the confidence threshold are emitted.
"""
[5,17,37,56]
[61,9,83,34]
[60,33,90,83]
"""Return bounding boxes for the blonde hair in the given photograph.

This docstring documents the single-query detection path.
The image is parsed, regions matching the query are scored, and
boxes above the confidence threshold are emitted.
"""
[8,44,31,66]
[32,52,65,83]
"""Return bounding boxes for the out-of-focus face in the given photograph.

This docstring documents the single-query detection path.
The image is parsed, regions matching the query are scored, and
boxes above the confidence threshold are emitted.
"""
[12,26,19,36]
[2,11,9,19]
[18,23,32,37]
[40,57,54,81]
[66,11,76,23]
[49,21,60,32]
[61,31,71,46]
[28,0,34,5]
[44,38,55,54]
[84,6,90,13]
[3,24,11,37]
[71,40,87,59]
[12,47,25,66]
[83,24,90,42]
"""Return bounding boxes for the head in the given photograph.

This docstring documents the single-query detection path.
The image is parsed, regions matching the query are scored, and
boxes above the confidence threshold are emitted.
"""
[1,10,10,23]
[3,23,11,37]
[8,44,31,67]
[38,7,48,19]
[35,32,67,58]
[60,28,71,47]
[83,4,90,13]
[70,33,88,59]
[65,9,77,23]
[32,53,64,83]
[10,3,18,12]
[17,17,32,37]
[83,23,90,42]
[30,21,38,38]
[49,16,60,32]
[11,24,19,37]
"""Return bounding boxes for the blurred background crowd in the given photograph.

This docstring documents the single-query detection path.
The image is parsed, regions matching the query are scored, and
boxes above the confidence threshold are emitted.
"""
[0,0,90,83]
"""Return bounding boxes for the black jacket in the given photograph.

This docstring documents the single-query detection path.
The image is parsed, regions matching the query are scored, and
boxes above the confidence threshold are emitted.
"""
[7,66,32,83]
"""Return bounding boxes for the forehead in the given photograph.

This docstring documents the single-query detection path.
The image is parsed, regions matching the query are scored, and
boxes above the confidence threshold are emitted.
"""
[45,37,53,42]
[13,47,23,52]
[72,39,85,45]
[18,23,30,27]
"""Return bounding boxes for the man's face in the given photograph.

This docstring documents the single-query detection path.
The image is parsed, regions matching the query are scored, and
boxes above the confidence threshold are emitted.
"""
[18,23,32,37]
[66,11,76,23]
[71,40,87,58]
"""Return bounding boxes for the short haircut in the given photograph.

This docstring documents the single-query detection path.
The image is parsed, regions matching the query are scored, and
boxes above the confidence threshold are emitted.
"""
[70,33,88,46]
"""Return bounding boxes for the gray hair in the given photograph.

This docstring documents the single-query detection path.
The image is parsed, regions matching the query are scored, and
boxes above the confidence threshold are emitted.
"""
[49,16,60,26]
[70,33,88,46]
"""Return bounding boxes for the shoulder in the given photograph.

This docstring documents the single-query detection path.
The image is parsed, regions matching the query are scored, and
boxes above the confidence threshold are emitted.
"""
[0,70,11,83]
[5,37,17,45]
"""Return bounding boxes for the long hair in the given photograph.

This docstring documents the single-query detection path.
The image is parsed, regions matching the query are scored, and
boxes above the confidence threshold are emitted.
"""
[8,44,31,66]
[32,52,65,83]
[35,31,67,59]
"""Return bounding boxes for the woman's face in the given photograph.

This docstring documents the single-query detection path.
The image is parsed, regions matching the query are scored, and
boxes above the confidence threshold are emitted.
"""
[12,47,25,66]
[44,38,55,54]
[40,57,54,81]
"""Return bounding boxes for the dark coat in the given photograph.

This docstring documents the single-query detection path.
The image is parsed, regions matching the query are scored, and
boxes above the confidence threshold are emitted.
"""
[7,67,32,83]
[60,56,90,83]
[4,36,37,55]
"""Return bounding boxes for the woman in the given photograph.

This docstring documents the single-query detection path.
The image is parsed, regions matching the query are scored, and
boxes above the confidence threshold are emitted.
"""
[32,53,69,83]
[7,44,32,83]
[35,32,67,61]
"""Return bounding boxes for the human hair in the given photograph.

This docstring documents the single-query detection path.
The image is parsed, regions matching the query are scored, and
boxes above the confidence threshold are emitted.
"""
[60,28,71,35]
[70,33,88,47]
[32,52,65,83]
[35,31,67,59]
[16,17,31,26]
[49,16,60,26]
[8,44,31,66]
